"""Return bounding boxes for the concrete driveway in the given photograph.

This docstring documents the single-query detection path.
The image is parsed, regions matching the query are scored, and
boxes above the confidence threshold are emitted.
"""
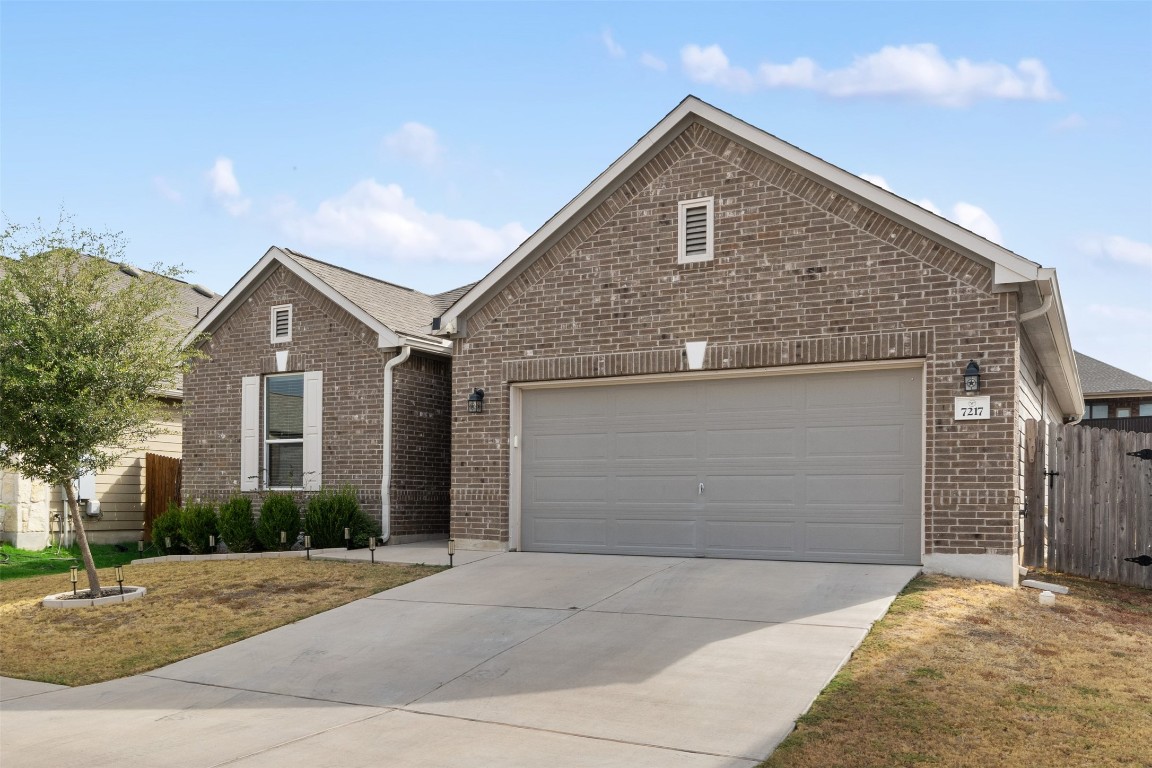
[1,552,918,767]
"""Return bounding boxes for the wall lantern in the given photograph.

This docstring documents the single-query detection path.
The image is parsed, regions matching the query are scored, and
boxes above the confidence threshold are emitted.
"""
[963,360,981,393]
[467,388,485,414]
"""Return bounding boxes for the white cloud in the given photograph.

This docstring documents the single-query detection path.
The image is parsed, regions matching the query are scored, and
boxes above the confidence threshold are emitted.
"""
[640,52,667,72]
[206,157,250,216]
[914,198,944,216]
[1078,235,1152,269]
[681,42,1060,107]
[859,174,891,191]
[601,28,625,59]
[951,202,1002,244]
[152,176,182,203]
[1052,113,1086,132]
[279,179,529,263]
[682,44,756,92]
[383,122,444,167]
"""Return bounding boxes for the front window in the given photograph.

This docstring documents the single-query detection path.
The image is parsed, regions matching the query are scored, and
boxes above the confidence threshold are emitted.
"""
[1088,403,1108,419]
[266,374,304,487]
[1116,407,1131,418]
[1140,403,1152,417]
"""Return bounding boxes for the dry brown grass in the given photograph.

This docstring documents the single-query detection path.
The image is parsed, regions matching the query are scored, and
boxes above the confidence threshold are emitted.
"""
[0,559,440,686]
[762,571,1152,768]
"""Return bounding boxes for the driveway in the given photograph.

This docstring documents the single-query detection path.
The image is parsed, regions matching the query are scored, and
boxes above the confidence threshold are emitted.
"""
[1,552,918,767]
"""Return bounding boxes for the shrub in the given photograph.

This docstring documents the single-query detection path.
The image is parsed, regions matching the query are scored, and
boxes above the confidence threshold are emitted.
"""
[180,502,218,554]
[303,487,380,548]
[218,496,256,553]
[151,503,185,554]
[255,492,301,551]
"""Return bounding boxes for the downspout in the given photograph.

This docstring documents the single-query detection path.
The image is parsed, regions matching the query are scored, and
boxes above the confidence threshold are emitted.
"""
[381,345,412,544]
[1019,292,1054,323]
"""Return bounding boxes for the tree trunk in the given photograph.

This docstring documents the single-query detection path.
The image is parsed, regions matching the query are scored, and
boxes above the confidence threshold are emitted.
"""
[64,482,101,595]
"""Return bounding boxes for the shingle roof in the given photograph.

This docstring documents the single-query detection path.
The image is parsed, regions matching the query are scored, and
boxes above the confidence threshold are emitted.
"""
[281,249,457,342]
[1075,351,1152,395]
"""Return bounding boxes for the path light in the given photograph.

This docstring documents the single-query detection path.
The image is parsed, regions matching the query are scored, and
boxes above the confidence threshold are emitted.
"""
[115,566,125,595]
[963,360,981,393]
[467,388,485,414]
[165,536,171,553]
[280,530,287,549]
[70,565,78,597]
[448,538,455,568]
[344,527,351,550]
[137,539,144,554]
[369,536,377,564]
[209,534,216,551]
[304,535,312,560]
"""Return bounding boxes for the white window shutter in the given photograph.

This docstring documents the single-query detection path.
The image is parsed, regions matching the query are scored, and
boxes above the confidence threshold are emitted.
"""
[302,371,323,491]
[240,376,260,491]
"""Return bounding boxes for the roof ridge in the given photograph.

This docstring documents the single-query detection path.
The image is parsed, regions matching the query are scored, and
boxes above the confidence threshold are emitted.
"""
[281,248,432,298]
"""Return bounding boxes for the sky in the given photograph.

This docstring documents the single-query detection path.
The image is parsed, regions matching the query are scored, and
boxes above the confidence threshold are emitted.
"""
[2,2,1150,379]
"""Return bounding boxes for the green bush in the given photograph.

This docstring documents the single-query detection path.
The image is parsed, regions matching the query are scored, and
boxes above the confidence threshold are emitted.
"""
[303,487,380,548]
[151,503,185,554]
[218,496,256,553]
[179,502,218,554]
[255,492,301,551]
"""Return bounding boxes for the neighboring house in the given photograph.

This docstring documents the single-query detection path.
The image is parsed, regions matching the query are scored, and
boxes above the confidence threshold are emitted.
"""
[436,96,1083,586]
[1075,351,1152,432]
[180,247,464,542]
[0,263,220,549]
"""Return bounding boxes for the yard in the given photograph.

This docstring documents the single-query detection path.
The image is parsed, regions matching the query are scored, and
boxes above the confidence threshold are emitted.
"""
[0,558,441,686]
[761,571,1152,768]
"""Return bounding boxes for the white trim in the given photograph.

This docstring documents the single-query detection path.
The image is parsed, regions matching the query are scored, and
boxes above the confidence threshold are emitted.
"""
[507,358,927,560]
[677,197,714,264]
[264,372,305,490]
[270,304,293,344]
[183,247,403,350]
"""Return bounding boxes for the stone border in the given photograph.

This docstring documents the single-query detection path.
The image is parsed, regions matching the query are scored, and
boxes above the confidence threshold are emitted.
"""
[43,587,147,609]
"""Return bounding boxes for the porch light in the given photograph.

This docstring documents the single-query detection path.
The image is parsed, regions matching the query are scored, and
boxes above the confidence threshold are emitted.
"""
[963,360,981,393]
[467,388,485,414]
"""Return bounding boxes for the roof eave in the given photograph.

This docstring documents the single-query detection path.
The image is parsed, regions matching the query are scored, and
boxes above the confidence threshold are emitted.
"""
[1019,270,1083,419]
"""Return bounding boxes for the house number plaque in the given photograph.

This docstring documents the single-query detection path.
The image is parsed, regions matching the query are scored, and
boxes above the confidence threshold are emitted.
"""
[954,396,991,420]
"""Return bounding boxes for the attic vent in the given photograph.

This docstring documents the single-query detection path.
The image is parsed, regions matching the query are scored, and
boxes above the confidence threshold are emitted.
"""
[119,263,142,277]
[677,197,714,264]
[271,305,293,344]
[192,284,213,297]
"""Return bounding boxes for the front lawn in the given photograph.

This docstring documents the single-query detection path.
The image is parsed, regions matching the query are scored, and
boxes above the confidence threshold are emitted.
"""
[0,559,441,686]
[762,571,1152,768]
[0,542,140,581]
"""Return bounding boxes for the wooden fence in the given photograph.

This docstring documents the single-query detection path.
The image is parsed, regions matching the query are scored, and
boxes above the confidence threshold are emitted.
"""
[144,452,181,542]
[1023,420,1152,589]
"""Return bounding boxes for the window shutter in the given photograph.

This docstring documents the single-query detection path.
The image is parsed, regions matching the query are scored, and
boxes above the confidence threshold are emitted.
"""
[302,371,323,491]
[240,376,260,491]
[684,205,709,256]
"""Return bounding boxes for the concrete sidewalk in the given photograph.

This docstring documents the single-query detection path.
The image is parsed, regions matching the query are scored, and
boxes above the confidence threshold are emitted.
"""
[1,550,918,767]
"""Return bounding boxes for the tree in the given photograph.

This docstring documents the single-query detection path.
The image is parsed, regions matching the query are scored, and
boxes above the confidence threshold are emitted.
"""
[0,215,202,595]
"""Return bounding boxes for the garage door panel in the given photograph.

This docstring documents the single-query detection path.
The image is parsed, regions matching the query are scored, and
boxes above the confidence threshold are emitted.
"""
[704,428,798,458]
[616,430,697,459]
[521,367,922,564]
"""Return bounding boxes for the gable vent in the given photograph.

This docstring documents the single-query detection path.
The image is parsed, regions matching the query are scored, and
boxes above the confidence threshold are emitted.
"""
[677,196,714,264]
[271,305,293,343]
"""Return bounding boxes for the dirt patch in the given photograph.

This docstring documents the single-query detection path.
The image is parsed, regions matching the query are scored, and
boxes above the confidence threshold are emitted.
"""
[761,571,1152,768]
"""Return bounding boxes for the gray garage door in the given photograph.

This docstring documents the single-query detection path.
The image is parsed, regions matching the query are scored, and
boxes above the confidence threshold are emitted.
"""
[520,366,923,564]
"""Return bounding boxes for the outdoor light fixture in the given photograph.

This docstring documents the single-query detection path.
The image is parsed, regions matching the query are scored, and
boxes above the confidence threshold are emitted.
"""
[304,535,312,560]
[115,566,125,595]
[963,360,981,393]
[70,565,79,597]
[209,534,216,551]
[344,527,351,550]
[165,536,172,552]
[137,539,144,553]
[467,388,485,414]
[369,536,377,564]
[280,530,287,549]
[448,538,455,568]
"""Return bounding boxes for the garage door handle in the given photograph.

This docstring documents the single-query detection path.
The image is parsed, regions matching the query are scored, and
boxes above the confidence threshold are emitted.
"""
[699,482,705,496]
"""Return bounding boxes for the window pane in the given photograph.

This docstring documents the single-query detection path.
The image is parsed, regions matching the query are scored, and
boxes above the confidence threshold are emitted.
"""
[1089,404,1108,419]
[266,375,303,439]
[1116,408,1131,418]
[268,442,303,487]
[1140,403,1152,417]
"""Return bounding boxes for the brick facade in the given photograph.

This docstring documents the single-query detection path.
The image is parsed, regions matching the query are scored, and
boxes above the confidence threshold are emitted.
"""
[450,121,1021,559]
[182,265,450,539]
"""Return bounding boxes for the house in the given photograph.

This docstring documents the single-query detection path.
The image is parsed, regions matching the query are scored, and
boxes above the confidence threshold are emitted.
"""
[435,96,1083,586]
[0,263,220,549]
[1075,351,1152,432]
[180,247,463,542]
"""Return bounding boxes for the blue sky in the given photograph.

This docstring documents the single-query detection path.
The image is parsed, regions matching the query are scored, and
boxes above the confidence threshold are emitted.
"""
[3,1,1150,378]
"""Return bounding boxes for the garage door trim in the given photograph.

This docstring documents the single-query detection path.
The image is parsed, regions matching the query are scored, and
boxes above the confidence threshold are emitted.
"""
[507,358,926,557]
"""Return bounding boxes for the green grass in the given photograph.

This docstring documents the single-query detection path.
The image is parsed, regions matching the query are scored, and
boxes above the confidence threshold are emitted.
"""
[0,542,143,580]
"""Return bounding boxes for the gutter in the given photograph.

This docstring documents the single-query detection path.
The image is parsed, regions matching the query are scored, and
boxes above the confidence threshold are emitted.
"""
[380,345,412,543]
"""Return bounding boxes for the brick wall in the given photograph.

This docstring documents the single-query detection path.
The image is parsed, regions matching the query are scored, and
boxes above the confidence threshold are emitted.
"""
[390,353,451,539]
[450,121,1020,558]
[183,265,450,538]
